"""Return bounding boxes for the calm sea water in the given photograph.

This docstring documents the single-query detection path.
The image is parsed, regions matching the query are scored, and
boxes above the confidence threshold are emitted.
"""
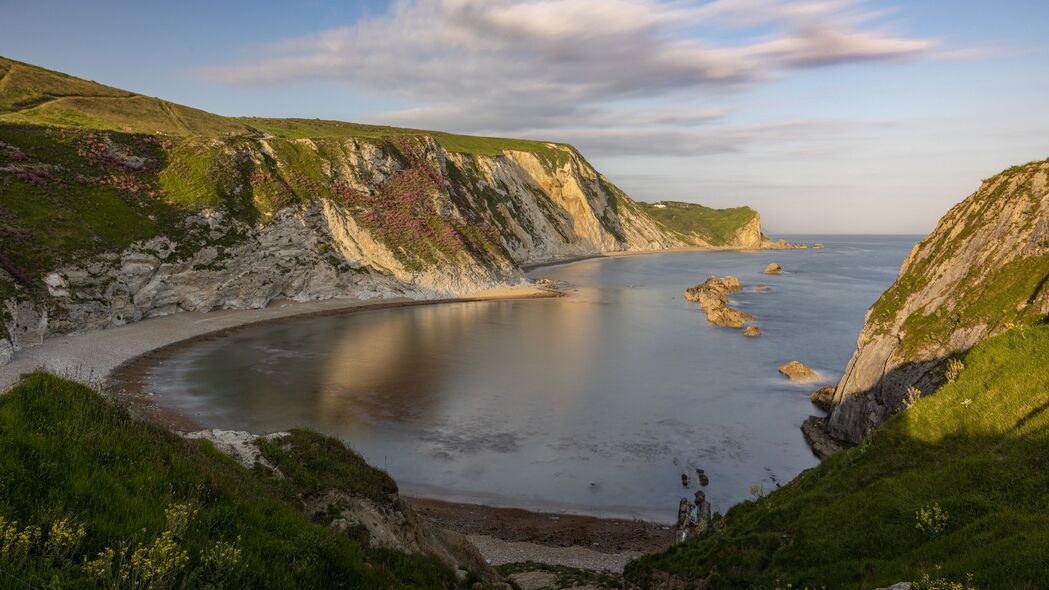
[146,235,916,521]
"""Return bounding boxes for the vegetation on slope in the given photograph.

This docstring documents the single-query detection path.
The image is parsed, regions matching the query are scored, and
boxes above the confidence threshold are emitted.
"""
[626,323,1049,589]
[0,56,574,163]
[0,373,461,588]
[638,201,758,246]
[865,158,1049,354]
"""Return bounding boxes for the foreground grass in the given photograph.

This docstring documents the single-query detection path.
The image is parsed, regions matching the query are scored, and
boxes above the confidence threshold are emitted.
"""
[638,202,758,246]
[625,324,1049,589]
[0,373,456,588]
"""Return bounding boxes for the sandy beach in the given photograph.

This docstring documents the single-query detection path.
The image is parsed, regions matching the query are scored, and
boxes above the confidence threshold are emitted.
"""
[0,286,557,392]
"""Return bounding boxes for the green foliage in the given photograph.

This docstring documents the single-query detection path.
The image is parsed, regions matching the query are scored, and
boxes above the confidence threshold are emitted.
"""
[625,325,1049,589]
[638,201,758,246]
[0,373,456,588]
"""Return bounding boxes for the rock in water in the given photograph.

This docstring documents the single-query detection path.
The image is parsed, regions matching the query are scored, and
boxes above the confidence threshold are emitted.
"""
[778,361,819,383]
[763,262,784,274]
[801,416,844,459]
[684,276,754,329]
[809,386,836,412]
[743,325,762,337]
[813,243,826,249]
[681,473,690,487]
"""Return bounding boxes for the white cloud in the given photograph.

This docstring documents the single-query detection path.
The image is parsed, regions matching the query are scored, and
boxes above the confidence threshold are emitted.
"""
[201,0,938,155]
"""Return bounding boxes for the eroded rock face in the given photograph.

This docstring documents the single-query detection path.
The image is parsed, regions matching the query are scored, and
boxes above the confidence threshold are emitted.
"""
[2,139,696,355]
[827,159,1049,444]
[778,361,818,383]
[0,338,11,365]
[684,276,754,329]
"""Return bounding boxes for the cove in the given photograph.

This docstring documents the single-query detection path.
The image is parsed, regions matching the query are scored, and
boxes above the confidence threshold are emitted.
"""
[145,236,916,521]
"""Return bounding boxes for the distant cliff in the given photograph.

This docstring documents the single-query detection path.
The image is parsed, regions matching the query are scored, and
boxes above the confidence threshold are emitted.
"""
[826,158,1049,444]
[0,56,767,362]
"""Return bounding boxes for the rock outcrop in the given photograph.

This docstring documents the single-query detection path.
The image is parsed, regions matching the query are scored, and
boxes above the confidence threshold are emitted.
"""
[778,360,818,383]
[684,276,754,329]
[763,262,783,274]
[800,416,843,459]
[186,429,500,583]
[743,325,762,337]
[809,386,836,412]
[825,158,1049,444]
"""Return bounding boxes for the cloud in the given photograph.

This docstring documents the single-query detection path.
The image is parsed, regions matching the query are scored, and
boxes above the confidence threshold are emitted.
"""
[200,0,938,155]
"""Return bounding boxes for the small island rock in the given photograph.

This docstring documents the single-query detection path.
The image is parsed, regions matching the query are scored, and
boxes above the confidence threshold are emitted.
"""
[763,263,784,274]
[778,360,819,383]
[743,326,762,337]
[684,276,754,329]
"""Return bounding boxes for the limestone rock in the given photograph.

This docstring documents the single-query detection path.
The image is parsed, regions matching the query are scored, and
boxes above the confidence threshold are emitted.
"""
[684,276,754,329]
[763,262,784,274]
[778,360,818,383]
[0,338,11,365]
[809,386,836,412]
[743,325,762,337]
[828,159,1049,444]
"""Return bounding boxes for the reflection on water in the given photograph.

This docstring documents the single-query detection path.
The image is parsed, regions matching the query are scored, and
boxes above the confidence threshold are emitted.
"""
[148,235,917,521]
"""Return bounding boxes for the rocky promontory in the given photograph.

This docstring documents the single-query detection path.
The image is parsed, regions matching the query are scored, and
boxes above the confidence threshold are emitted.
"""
[825,158,1049,444]
[684,276,754,329]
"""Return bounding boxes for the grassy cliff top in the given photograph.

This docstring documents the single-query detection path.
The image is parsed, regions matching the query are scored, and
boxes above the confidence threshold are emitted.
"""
[0,372,460,588]
[0,56,571,158]
[638,201,759,245]
[626,323,1049,589]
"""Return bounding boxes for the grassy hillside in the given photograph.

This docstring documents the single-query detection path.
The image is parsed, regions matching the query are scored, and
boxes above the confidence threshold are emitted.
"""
[0,56,572,163]
[625,323,1049,589]
[0,373,462,588]
[638,201,759,245]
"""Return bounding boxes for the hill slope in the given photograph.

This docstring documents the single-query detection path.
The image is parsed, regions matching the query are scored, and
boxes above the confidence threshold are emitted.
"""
[0,56,768,362]
[826,158,1049,444]
[625,323,1049,589]
[0,372,501,588]
[637,201,763,248]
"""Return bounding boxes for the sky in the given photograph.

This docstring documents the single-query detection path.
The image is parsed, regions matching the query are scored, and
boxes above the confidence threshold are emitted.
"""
[2,0,1048,234]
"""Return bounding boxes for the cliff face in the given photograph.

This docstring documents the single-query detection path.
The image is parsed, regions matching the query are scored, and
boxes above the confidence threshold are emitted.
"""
[0,56,771,363]
[827,158,1049,444]
[0,129,690,355]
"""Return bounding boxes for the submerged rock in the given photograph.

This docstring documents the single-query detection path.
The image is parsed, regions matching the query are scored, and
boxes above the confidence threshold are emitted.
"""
[779,360,819,383]
[743,325,762,337]
[684,276,754,329]
[809,386,836,412]
[763,262,784,274]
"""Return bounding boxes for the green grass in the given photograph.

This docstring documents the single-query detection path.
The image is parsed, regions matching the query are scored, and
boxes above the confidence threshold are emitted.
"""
[243,117,573,163]
[638,201,758,246]
[0,57,250,136]
[864,158,1049,350]
[0,373,458,588]
[625,324,1049,589]
[0,56,573,164]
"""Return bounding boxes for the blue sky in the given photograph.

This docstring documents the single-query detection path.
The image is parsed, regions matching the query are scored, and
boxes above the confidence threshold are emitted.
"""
[3,0,1048,234]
